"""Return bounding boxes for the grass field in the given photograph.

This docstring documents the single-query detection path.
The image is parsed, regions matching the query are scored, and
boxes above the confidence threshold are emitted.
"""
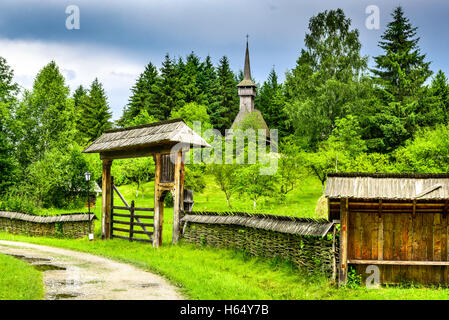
[36,173,323,218]
[0,252,44,300]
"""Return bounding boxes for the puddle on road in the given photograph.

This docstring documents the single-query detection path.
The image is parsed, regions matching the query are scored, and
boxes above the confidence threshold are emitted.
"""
[33,264,66,271]
[136,283,160,288]
[6,253,51,264]
[47,293,79,300]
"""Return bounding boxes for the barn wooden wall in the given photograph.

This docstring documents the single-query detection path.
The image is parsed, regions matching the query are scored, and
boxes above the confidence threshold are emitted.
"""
[348,211,449,285]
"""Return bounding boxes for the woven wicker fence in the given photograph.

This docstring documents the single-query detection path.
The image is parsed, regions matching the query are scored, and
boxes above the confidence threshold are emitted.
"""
[181,211,339,277]
[0,211,96,238]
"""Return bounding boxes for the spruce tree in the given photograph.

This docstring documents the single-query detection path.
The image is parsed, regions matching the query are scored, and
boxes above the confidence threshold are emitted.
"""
[198,55,220,113]
[83,78,112,142]
[429,70,449,123]
[178,52,203,105]
[257,68,290,137]
[158,54,181,119]
[212,56,239,132]
[372,6,432,102]
[119,62,161,126]
[73,85,89,144]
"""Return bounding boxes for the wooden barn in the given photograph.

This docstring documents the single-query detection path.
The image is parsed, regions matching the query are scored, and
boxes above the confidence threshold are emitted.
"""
[326,173,449,285]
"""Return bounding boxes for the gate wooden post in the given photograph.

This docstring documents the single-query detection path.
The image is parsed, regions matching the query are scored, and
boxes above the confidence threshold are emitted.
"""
[153,153,162,247]
[172,149,184,244]
[339,198,349,285]
[101,159,113,240]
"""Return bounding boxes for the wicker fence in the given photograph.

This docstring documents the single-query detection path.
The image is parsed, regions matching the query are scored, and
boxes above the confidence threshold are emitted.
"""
[181,211,339,277]
[0,211,96,238]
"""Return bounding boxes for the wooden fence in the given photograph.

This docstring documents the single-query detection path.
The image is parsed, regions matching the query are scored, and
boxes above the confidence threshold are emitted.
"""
[111,184,154,243]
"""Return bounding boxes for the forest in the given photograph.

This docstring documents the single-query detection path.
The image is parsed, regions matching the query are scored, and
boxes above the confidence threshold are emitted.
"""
[1,6,449,213]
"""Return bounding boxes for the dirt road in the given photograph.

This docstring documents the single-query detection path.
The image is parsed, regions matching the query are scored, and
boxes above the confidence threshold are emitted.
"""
[0,240,184,300]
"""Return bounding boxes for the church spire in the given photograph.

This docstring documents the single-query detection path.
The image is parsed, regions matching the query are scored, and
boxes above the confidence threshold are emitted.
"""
[243,36,252,81]
[237,36,255,87]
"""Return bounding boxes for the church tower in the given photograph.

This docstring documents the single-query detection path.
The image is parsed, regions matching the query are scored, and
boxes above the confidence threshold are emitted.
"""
[231,38,269,137]
[237,40,256,112]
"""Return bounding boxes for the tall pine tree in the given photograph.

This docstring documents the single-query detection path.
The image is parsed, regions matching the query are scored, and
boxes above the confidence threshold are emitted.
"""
[372,6,432,102]
[83,78,112,143]
[212,56,239,132]
[158,54,182,119]
[119,62,161,126]
[257,68,290,137]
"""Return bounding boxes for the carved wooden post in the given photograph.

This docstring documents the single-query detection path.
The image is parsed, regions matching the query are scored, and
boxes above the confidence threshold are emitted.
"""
[153,153,161,248]
[339,198,349,285]
[172,149,184,244]
[101,159,113,239]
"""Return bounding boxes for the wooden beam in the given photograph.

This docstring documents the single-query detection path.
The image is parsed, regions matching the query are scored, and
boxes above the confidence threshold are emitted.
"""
[330,201,447,207]
[100,144,190,160]
[101,159,113,239]
[348,259,449,266]
[172,150,183,244]
[339,198,349,285]
[153,153,162,248]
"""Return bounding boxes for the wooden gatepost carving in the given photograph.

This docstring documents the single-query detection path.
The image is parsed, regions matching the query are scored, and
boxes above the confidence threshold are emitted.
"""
[82,119,210,247]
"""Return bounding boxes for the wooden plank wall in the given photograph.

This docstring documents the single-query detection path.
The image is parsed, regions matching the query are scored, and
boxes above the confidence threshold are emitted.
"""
[349,211,449,285]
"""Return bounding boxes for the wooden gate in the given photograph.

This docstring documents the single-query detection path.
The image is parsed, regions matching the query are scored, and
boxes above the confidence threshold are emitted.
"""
[110,182,154,243]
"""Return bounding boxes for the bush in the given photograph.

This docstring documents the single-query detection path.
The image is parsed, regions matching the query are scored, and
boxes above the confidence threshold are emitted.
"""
[0,190,37,214]
[25,144,94,208]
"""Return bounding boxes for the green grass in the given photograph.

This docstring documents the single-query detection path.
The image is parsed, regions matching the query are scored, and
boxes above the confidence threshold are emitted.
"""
[34,173,324,218]
[0,252,44,300]
[3,232,449,299]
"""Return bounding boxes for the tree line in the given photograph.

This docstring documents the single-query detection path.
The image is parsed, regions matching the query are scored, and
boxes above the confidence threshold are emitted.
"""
[1,5,449,211]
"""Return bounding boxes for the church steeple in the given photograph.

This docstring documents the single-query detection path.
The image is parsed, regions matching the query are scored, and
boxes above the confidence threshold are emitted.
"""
[231,36,269,137]
[237,37,256,112]
[243,38,252,81]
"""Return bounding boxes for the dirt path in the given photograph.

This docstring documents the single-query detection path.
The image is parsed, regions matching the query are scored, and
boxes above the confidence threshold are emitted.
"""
[0,240,184,300]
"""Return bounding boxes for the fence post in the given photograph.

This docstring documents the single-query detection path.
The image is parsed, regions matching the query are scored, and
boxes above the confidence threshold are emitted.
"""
[129,200,135,242]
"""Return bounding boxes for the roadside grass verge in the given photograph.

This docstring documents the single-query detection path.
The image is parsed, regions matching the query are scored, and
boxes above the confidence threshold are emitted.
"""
[2,232,449,299]
[0,252,44,300]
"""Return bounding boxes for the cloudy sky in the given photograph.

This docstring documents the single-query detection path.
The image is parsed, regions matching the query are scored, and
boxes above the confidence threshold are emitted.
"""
[1,0,448,120]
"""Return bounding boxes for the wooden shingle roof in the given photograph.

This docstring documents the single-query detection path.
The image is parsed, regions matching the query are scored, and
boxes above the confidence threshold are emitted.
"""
[82,119,210,154]
[181,211,334,237]
[325,172,449,201]
[0,211,97,223]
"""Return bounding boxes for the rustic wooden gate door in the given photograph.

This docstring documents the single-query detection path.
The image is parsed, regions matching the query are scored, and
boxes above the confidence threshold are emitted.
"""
[110,181,154,243]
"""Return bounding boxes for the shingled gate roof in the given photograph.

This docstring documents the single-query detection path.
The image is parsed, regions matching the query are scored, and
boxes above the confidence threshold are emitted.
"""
[181,211,334,237]
[82,118,210,154]
[325,172,449,201]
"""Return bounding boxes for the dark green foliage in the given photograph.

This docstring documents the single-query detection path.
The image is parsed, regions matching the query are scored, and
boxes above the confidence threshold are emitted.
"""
[372,6,432,103]
[82,78,112,142]
[211,56,239,133]
[158,54,183,119]
[257,68,290,137]
[119,62,162,126]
